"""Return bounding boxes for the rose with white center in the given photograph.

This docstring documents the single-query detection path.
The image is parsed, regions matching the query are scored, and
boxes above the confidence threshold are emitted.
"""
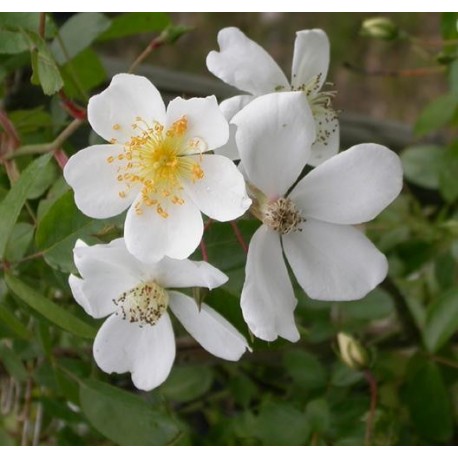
[69,238,249,391]
[64,74,251,264]
[233,91,403,342]
[207,27,338,166]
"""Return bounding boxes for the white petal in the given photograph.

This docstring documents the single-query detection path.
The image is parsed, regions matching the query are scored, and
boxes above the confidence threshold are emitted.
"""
[241,226,299,342]
[124,194,203,263]
[215,95,253,160]
[93,313,176,391]
[169,292,249,361]
[283,219,388,301]
[291,144,403,224]
[182,155,251,221]
[291,29,330,93]
[166,96,229,152]
[88,73,166,144]
[70,239,143,319]
[232,92,315,198]
[206,27,289,95]
[155,259,227,289]
[308,111,340,167]
[64,144,139,219]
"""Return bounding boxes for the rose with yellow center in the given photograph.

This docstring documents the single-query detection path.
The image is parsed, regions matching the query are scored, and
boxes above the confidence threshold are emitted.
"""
[64,74,251,263]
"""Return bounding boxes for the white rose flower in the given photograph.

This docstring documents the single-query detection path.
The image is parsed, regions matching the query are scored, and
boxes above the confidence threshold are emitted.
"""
[69,238,250,391]
[207,27,338,166]
[233,91,403,342]
[64,74,251,263]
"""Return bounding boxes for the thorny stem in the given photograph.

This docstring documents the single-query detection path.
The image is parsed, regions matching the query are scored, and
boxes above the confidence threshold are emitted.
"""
[6,118,84,159]
[364,369,378,446]
[230,221,248,253]
[344,62,445,78]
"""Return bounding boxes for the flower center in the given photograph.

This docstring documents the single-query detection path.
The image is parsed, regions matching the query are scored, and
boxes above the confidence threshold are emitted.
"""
[292,73,338,148]
[263,197,305,234]
[107,116,206,218]
[113,281,169,327]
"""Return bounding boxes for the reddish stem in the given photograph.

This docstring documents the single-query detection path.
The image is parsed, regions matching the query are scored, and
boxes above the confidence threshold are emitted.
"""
[230,221,248,253]
[0,110,20,149]
[364,370,378,445]
[59,91,87,120]
[199,239,209,262]
[53,148,69,169]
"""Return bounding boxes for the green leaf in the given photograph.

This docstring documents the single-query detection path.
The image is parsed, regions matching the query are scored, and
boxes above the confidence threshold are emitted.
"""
[0,300,30,340]
[0,427,14,445]
[160,365,213,402]
[439,142,458,202]
[61,48,106,99]
[449,60,458,94]
[51,13,111,64]
[254,401,310,445]
[0,342,28,381]
[25,31,63,95]
[36,191,118,273]
[0,153,51,260]
[27,160,58,200]
[99,12,170,41]
[0,13,56,37]
[403,357,453,442]
[338,288,394,322]
[423,287,458,352]
[441,13,458,40]
[9,108,53,136]
[414,93,458,136]
[305,398,330,434]
[401,145,445,189]
[4,222,34,262]
[0,30,29,54]
[5,273,96,339]
[284,349,327,389]
[79,379,180,445]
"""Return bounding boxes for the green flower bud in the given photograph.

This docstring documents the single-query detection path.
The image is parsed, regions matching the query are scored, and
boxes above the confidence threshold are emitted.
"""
[361,17,399,41]
[337,332,369,370]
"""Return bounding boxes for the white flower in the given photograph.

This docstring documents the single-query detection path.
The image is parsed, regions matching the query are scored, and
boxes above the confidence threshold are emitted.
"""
[207,27,338,166]
[69,238,249,391]
[233,92,403,342]
[64,74,251,263]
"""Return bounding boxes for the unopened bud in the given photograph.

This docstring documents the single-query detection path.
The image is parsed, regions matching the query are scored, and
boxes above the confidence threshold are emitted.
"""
[361,17,399,41]
[159,24,194,45]
[337,332,368,370]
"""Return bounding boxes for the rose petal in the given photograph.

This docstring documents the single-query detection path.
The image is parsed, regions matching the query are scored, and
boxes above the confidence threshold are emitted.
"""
[206,27,289,95]
[241,226,299,342]
[64,144,139,219]
[88,73,166,144]
[169,291,249,361]
[283,219,388,301]
[182,154,251,221]
[93,313,175,391]
[291,29,330,94]
[291,143,403,224]
[232,91,315,198]
[124,193,203,263]
[166,96,229,153]
[215,95,253,160]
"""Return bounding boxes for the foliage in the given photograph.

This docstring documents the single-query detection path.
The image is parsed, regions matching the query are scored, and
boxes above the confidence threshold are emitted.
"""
[0,12,457,445]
